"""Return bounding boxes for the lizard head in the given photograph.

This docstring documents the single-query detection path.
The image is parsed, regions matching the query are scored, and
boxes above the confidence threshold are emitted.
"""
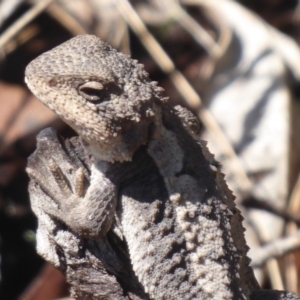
[25,35,167,162]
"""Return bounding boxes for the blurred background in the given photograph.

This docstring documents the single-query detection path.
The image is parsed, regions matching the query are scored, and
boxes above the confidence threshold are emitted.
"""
[0,0,300,299]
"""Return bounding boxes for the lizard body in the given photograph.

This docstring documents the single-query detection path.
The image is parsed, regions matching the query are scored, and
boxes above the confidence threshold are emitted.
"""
[25,35,300,300]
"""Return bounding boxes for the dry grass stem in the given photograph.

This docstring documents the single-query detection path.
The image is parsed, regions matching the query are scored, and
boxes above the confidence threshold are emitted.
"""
[47,3,87,35]
[0,0,55,49]
[252,230,300,268]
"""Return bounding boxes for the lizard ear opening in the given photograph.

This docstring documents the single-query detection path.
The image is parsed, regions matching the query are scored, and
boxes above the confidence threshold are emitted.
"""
[79,81,104,102]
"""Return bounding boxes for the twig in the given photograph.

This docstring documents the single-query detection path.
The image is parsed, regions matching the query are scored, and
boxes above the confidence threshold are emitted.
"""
[289,172,300,212]
[251,230,300,268]
[0,0,23,28]
[243,197,300,226]
[46,3,87,35]
[0,0,55,49]
[285,171,300,292]
[152,0,222,58]
[4,25,40,54]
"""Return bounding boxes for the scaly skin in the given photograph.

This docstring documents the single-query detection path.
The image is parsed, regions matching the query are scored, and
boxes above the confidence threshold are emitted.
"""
[25,35,300,300]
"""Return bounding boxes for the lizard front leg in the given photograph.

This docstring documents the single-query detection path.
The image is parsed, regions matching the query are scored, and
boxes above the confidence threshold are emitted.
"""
[27,130,117,240]
[27,128,149,300]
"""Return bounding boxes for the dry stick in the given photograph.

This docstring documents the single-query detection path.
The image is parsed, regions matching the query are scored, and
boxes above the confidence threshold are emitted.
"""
[153,0,231,80]
[251,230,300,268]
[179,0,232,59]
[285,227,299,293]
[168,1,221,80]
[4,25,40,54]
[0,0,23,27]
[285,172,300,293]
[152,0,222,59]
[46,3,87,35]
[175,8,221,59]
[114,0,252,194]
[258,234,285,290]
[243,197,300,225]
[0,0,55,49]
[289,173,300,219]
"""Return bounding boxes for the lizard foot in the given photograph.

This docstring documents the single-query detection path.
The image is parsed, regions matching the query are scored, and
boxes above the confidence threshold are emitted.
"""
[27,128,117,239]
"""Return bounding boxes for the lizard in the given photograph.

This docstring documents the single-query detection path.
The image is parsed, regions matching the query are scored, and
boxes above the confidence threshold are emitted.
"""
[25,34,300,300]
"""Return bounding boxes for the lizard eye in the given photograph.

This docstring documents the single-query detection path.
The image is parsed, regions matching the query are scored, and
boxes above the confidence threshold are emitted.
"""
[79,81,105,102]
